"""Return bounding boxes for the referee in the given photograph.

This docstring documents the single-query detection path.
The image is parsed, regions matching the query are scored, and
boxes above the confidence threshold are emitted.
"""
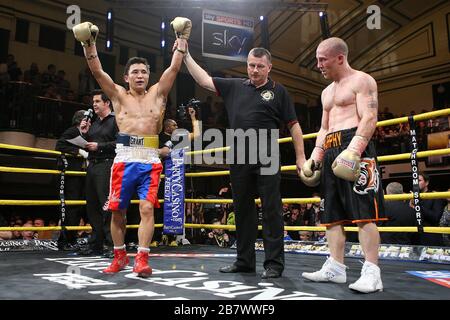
[182,46,306,278]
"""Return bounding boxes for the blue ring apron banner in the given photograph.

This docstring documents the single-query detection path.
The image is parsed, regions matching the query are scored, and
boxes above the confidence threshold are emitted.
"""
[163,148,185,235]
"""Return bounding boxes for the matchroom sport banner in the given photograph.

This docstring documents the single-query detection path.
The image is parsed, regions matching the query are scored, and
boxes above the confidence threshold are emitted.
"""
[202,9,254,62]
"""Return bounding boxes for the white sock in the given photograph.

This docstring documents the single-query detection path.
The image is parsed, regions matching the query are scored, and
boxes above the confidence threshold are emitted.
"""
[138,247,150,253]
[329,257,347,273]
[114,245,126,250]
[363,260,380,271]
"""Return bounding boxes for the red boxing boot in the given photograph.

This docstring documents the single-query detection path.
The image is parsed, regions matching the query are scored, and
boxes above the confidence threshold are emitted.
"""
[102,249,129,274]
[133,251,152,278]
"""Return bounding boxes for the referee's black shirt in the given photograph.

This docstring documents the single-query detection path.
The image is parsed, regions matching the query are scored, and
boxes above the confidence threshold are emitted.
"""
[213,77,298,162]
[212,77,298,130]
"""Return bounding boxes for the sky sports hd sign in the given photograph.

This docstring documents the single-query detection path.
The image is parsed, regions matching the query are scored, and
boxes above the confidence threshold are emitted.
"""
[202,9,254,62]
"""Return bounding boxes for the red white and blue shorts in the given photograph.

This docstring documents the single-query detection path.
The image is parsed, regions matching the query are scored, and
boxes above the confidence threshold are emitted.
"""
[107,137,162,211]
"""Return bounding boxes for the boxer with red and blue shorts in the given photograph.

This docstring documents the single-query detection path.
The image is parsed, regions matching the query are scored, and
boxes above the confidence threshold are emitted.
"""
[107,133,162,211]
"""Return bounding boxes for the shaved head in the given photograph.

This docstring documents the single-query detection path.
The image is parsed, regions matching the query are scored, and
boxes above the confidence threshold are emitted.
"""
[318,37,348,57]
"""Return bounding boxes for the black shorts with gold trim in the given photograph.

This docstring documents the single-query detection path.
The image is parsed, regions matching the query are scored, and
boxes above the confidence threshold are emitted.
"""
[320,127,386,226]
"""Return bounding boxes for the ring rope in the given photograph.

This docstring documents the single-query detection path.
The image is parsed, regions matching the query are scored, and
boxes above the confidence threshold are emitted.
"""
[2,147,448,178]
[1,109,448,157]
[1,191,449,206]
[1,224,449,234]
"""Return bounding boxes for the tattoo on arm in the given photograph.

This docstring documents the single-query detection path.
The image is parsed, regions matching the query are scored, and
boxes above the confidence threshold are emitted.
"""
[87,54,98,61]
[368,90,378,109]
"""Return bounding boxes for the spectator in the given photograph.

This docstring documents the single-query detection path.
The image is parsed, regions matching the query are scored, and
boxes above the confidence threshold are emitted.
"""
[218,181,232,199]
[23,62,41,87]
[315,229,327,243]
[40,64,57,90]
[282,203,291,222]
[22,222,35,240]
[55,69,71,97]
[379,107,394,121]
[283,222,293,241]
[305,193,321,226]
[0,63,10,86]
[78,66,96,100]
[33,218,45,227]
[286,205,304,240]
[6,54,22,81]
[66,90,77,101]
[43,84,61,100]
[439,188,450,247]
[75,217,91,239]
[412,173,446,246]
[11,224,22,239]
[381,182,418,245]
[48,219,60,240]
[55,109,89,250]
[34,217,53,240]
[0,215,12,240]
[299,231,312,242]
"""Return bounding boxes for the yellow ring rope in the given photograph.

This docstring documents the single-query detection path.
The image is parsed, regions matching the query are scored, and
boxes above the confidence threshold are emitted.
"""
[0,191,449,206]
[1,225,449,234]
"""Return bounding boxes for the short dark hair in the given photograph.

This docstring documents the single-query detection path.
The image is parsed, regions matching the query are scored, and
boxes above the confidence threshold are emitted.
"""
[163,119,176,130]
[124,57,150,76]
[91,90,110,103]
[72,109,87,126]
[419,172,430,182]
[249,47,272,63]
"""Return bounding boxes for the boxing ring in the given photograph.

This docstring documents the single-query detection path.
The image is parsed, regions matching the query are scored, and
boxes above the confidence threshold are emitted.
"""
[0,109,449,301]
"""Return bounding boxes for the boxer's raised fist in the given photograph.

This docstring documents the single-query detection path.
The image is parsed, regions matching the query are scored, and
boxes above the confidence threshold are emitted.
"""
[73,22,99,47]
[170,17,192,40]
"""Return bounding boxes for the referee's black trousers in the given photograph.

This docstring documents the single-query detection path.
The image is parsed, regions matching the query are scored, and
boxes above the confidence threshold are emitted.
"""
[230,164,284,272]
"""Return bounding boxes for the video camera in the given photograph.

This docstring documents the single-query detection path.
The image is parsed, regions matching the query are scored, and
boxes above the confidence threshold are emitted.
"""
[177,98,201,120]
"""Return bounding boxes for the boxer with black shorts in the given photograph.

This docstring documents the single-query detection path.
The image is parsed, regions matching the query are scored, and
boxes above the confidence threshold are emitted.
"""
[300,37,385,293]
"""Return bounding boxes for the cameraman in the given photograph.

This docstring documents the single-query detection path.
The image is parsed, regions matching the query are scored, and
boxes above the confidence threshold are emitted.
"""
[152,106,200,247]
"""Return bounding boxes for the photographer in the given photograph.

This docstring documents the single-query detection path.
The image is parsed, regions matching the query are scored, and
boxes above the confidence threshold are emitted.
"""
[152,105,200,247]
[205,218,231,248]
[202,195,227,225]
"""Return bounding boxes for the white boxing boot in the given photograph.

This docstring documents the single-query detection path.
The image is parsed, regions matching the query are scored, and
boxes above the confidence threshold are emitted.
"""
[349,260,383,293]
[302,257,347,283]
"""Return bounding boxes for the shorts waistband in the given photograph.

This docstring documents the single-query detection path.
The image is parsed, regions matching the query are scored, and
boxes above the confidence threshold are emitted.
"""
[117,133,159,148]
[323,127,357,150]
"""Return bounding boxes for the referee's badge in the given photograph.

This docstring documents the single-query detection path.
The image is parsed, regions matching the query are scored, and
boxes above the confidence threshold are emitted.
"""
[261,90,274,101]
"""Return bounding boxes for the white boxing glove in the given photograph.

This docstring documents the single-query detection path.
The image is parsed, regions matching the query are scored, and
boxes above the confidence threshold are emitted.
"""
[73,22,99,47]
[332,135,368,181]
[300,146,324,187]
[170,17,192,40]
